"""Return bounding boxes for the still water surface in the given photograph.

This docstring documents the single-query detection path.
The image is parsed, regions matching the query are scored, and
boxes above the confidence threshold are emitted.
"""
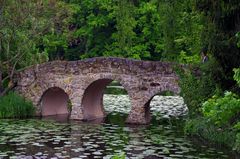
[0,114,238,159]
[0,95,238,159]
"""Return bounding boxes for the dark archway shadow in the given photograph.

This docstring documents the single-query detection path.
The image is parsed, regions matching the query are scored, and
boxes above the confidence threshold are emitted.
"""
[82,79,131,122]
[82,79,112,120]
[40,87,71,116]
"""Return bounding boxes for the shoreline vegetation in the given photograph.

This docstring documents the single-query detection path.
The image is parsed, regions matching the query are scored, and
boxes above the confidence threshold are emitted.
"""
[0,92,35,119]
[178,65,240,153]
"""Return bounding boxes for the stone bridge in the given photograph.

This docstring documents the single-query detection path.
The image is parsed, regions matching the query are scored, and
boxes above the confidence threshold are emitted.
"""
[15,57,180,124]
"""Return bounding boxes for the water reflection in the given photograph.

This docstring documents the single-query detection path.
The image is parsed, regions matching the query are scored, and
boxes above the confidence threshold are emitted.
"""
[0,113,238,159]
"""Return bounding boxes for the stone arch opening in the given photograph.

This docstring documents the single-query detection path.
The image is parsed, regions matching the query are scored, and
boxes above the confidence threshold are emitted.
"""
[144,90,187,122]
[40,87,71,116]
[82,79,131,121]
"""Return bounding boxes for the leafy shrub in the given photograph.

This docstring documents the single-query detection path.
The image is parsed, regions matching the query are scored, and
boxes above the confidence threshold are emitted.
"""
[236,32,240,48]
[202,91,240,127]
[176,59,219,117]
[234,133,240,152]
[0,92,35,118]
[178,51,200,64]
[233,122,240,151]
[233,68,240,86]
[184,118,207,135]
[184,68,240,152]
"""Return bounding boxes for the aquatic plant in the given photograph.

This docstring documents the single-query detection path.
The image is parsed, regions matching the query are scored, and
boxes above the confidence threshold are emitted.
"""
[0,91,35,118]
[111,152,126,159]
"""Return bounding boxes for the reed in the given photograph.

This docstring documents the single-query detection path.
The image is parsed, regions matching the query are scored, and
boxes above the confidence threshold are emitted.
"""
[0,92,35,118]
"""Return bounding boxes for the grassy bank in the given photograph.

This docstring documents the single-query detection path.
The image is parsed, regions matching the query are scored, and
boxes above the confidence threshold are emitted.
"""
[0,92,35,118]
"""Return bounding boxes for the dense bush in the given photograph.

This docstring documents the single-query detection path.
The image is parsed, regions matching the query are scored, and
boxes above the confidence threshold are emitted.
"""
[184,118,235,147]
[185,68,240,152]
[202,91,240,126]
[235,133,240,152]
[177,59,220,117]
[234,68,240,86]
[196,0,240,91]
[0,92,35,118]
[234,123,240,151]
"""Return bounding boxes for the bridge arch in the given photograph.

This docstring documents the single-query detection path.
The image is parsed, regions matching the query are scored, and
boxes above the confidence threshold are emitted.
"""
[40,87,71,116]
[142,85,182,122]
[126,80,180,124]
[81,77,132,121]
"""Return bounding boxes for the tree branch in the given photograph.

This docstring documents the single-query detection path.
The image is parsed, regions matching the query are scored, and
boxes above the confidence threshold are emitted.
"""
[0,83,16,97]
[2,50,22,65]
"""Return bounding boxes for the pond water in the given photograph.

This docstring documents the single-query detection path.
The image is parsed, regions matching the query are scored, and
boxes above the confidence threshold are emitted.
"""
[0,95,238,159]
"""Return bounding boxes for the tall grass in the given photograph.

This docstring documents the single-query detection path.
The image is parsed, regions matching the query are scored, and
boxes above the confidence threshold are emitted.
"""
[0,92,35,118]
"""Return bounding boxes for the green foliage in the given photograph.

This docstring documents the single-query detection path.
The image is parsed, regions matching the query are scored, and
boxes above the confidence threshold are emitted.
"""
[111,153,125,159]
[64,0,204,61]
[185,95,240,152]
[67,99,72,113]
[202,91,240,126]
[159,0,204,61]
[234,123,240,151]
[0,0,75,94]
[178,51,200,64]
[185,68,240,152]
[104,81,127,95]
[0,0,48,85]
[195,0,240,90]
[235,133,240,152]
[233,68,240,86]
[234,122,240,131]
[105,0,138,58]
[236,32,240,48]
[177,60,219,117]
[0,92,35,118]
[184,118,235,147]
[104,87,127,95]
[0,0,206,75]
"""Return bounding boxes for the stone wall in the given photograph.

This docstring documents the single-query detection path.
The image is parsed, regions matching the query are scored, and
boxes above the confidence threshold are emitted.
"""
[15,57,180,124]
